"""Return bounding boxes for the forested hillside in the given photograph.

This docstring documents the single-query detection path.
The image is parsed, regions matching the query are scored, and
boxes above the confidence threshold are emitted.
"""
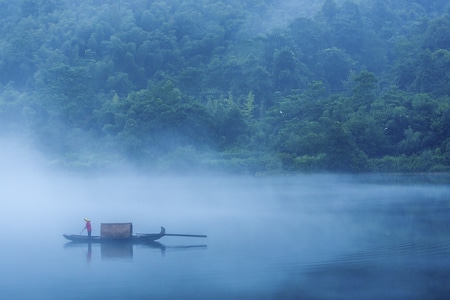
[1,0,449,173]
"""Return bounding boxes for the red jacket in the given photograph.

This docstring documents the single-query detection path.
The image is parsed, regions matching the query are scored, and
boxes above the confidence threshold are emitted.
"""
[85,221,92,232]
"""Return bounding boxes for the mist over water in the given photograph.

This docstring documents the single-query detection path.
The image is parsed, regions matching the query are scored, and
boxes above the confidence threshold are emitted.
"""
[1,141,450,299]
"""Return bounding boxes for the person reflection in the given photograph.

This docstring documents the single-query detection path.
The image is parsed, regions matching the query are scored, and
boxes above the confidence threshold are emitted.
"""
[86,243,92,263]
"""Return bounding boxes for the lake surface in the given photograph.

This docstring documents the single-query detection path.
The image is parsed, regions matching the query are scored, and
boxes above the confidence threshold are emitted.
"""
[1,173,450,299]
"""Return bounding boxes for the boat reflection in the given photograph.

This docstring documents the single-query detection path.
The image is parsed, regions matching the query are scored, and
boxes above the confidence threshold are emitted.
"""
[101,242,134,259]
[64,241,207,261]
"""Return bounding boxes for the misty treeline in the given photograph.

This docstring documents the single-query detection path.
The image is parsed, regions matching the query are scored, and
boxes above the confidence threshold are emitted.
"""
[0,0,450,173]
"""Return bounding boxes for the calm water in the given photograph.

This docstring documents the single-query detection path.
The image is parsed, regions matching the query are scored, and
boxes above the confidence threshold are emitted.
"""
[1,174,450,299]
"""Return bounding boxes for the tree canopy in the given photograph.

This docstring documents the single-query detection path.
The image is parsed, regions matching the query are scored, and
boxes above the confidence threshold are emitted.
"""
[1,0,450,174]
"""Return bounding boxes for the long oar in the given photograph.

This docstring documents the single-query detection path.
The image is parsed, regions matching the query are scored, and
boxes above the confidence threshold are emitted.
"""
[164,233,207,238]
[139,227,207,238]
[161,226,206,238]
[79,228,86,235]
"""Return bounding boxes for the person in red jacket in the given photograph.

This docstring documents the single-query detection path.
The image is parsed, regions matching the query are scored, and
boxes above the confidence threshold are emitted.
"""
[84,218,92,237]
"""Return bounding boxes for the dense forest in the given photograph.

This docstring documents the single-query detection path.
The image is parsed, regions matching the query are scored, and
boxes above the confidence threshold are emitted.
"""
[0,0,449,174]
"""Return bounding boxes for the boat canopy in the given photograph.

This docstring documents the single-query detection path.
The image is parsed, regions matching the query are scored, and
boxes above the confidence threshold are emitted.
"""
[100,223,133,238]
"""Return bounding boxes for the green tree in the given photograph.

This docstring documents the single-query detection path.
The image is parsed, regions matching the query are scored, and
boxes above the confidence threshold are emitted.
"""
[351,71,378,108]
[424,14,450,50]
[331,1,365,56]
[35,63,98,127]
[320,0,338,24]
[346,111,388,157]
[272,46,310,93]
[316,47,353,92]
[322,121,369,172]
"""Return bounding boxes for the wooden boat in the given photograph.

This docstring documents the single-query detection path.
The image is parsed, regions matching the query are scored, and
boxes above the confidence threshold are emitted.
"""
[63,226,207,243]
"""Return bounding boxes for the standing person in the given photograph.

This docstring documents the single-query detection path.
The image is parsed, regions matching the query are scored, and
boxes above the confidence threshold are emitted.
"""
[84,218,92,237]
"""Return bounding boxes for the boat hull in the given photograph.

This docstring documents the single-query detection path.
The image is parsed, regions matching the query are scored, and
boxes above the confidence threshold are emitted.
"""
[63,233,164,243]
[63,226,206,243]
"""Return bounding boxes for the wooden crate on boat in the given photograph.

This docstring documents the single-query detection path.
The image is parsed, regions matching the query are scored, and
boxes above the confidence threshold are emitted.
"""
[100,223,133,238]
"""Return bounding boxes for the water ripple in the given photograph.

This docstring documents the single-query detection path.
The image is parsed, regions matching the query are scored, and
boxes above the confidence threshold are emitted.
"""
[301,237,450,270]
